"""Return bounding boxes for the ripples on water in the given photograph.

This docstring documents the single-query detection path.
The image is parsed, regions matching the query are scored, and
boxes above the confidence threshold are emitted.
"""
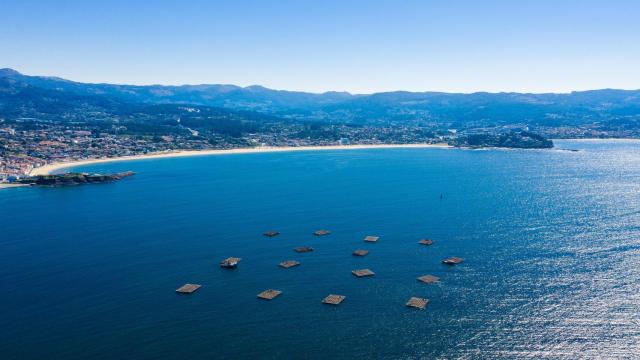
[1,140,640,359]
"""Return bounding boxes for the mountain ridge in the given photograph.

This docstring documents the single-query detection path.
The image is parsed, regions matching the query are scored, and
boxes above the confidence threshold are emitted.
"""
[3,67,639,96]
[2,68,640,127]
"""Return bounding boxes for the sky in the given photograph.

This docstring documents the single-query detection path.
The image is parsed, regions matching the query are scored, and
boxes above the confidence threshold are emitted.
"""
[1,0,639,94]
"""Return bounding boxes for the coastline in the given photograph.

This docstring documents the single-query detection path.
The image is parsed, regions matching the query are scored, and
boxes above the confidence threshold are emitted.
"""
[556,138,640,142]
[0,183,31,190]
[28,143,451,176]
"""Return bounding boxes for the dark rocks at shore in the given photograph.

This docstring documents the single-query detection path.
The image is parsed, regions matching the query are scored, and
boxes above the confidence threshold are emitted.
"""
[17,171,134,186]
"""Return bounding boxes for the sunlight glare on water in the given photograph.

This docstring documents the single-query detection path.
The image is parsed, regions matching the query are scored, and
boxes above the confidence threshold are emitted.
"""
[1,140,640,359]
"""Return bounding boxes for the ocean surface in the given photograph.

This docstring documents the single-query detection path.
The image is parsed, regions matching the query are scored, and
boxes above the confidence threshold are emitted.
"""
[2,140,640,359]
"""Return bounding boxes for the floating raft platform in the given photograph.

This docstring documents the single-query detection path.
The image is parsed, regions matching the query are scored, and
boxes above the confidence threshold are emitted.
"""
[294,246,314,253]
[322,294,346,305]
[220,257,242,268]
[352,268,375,277]
[417,275,440,284]
[352,249,369,257]
[313,229,331,236]
[279,260,301,268]
[364,235,379,243]
[263,231,280,237]
[175,283,202,294]
[257,289,282,300]
[442,257,464,265]
[406,297,429,309]
[418,239,434,246]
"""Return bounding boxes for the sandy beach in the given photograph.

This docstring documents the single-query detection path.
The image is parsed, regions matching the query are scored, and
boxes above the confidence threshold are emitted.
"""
[28,143,451,176]
[0,183,31,190]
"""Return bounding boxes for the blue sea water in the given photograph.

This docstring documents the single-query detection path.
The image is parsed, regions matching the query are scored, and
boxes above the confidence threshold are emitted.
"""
[2,140,640,359]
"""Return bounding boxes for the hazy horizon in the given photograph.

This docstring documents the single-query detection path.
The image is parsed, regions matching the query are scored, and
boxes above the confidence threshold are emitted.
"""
[4,67,640,96]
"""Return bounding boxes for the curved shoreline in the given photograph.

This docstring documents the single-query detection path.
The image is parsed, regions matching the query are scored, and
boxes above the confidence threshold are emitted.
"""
[0,183,31,190]
[28,143,451,176]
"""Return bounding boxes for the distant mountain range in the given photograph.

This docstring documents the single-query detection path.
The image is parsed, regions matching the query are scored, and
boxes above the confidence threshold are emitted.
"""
[2,68,640,128]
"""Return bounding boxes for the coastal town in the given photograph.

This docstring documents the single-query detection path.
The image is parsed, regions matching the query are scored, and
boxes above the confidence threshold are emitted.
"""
[2,113,625,182]
[0,117,449,180]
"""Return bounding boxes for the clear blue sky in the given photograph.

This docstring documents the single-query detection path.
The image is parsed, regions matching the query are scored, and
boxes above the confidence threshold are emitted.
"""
[1,0,639,93]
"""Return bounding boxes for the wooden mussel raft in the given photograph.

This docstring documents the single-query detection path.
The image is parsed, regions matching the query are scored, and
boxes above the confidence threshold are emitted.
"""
[442,257,464,265]
[257,289,282,300]
[263,231,280,237]
[322,294,346,305]
[220,257,242,268]
[418,239,434,246]
[364,235,379,243]
[417,275,440,284]
[406,297,429,309]
[352,268,375,277]
[279,260,301,268]
[175,283,202,294]
[352,249,369,257]
[294,246,314,253]
[313,229,331,236]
